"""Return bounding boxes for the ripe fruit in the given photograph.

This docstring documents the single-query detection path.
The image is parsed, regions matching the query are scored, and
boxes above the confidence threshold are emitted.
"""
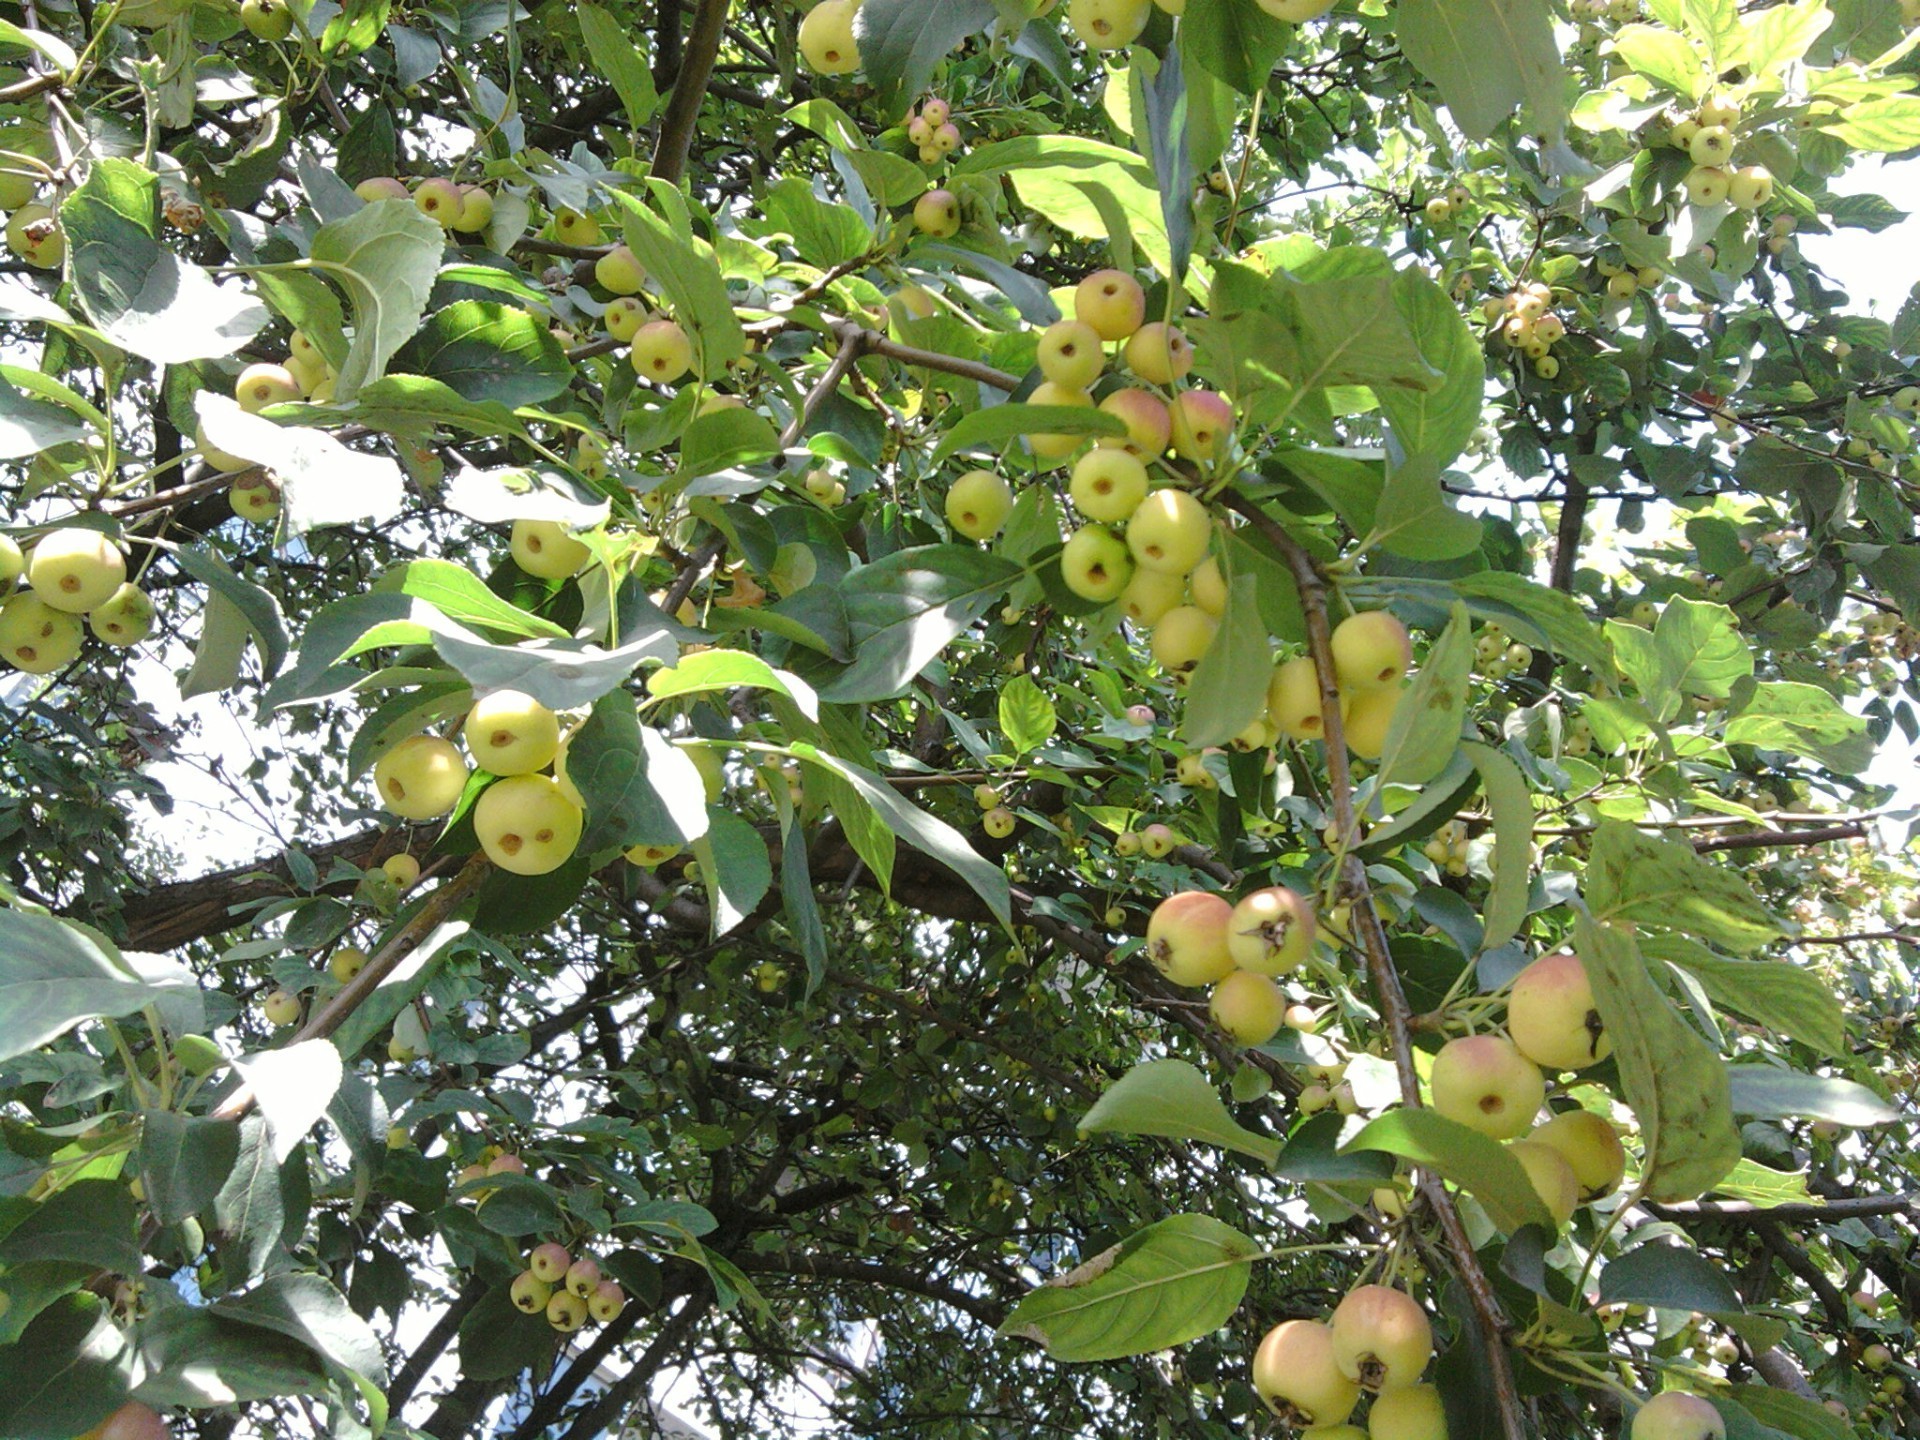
[1252,1320,1361,1428]
[241,0,294,38]
[1225,886,1316,975]
[1507,951,1610,1071]
[1726,166,1773,210]
[1123,322,1193,384]
[553,208,604,246]
[474,775,584,876]
[82,1403,172,1440]
[1331,610,1411,690]
[631,319,693,384]
[1684,166,1730,207]
[464,690,560,776]
[0,535,21,588]
[1187,556,1227,617]
[1099,388,1172,456]
[798,0,861,73]
[1059,525,1133,603]
[1688,125,1734,166]
[1368,1384,1448,1440]
[912,188,961,238]
[262,989,301,1028]
[511,518,593,580]
[1145,891,1235,986]
[1344,685,1401,760]
[1125,703,1155,726]
[5,203,61,268]
[546,1289,588,1332]
[603,296,647,342]
[983,806,1016,838]
[1070,448,1149,522]
[355,176,410,202]
[1075,269,1147,340]
[1211,970,1286,1045]
[1508,1138,1580,1225]
[1631,1392,1726,1440]
[1126,489,1211,575]
[28,528,126,614]
[413,177,463,227]
[1151,605,1217,673]
[589,1279,626,1322]
[0,602,81,677]
[1113,830,1141,856]
[1169,390,1234,461]
[373,734,471,820]
[329,946,368,984]
[529,1241,572,1283]
[1267,656,1330,741]
[454,186,494,233]
[87,584,153,647]
[564,1256,601,1298]
[509,1270,553,1314]
[1036,318,1106,390]
[1534,1078,1628,1196]
[236,362,301,412]
[1025,380,1095,461]
[595,244,646,294]
[946,469,1014,540]
[1428,1035,1545,1141]
[1139,823,1177,858]
[1330,1284,1432,1391]
[1067,0,1152,50]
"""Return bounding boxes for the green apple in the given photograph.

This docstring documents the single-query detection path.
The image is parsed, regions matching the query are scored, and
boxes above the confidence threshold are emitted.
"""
[1267,655,1330,741]
[1343,684,1402,760]
[1120,567,1185,626]
[921,97,952,126]
[510,1270,553,1314]
[982,805,1016,838]
[1069,448,1149,522]
[262,988,301,1028]
[28,528,126,614]
[1035,318,1106,390]
[1210,970,1286,1044]
[1684,166,1731,206]
[88,584,154,647]
[1631,1392,1726,1440]
[798,0,861,73]
[1169,389,1234,461]
[1331,609,1411,690]
[1726,165,1772,210]
[1507,1139,1579,1225]
[553,208,604,246]
[1330,1284,1432,1392]
[474,774,584,875]
[630,319,693,384]
[604,296,648,342]
[329,946,369,983]
[932,122,961,154]
[1507,950,1610,1071]
[589,1279,626,1322]
[595,244,646,294]
[1150,604,1217,673]
[1252,1320,1360,1428]
[464,690,561,776]
[355,176,411,202]
[945,469,1014,540]
[5,203,61,269]
[383,853,421,889]
[1099,388,1172,457]
[1123,321,1193,384]
[625,841,682,866]
[1424,196,1452,224]
[230,479,282,524]
[1139,823,1176,858]
[1427,1034,1544,1141]
[413,177,463,228]
[912,188,961,238]
[235,362,301,412]
[1255,0,1334,17]
[1113,829,1141,855]
[1073,268,1146,339]
[0,593,83,673]
[1531,1109,1627,1200]
[1188,556,1226,616]
[453,185,494,234]
[1024,380,1095,462]
[373,734,471,820]
[1368,1384,1448,1440]
[0,534,22,588]
[1688,125,1734,166]
[1066,0,1152,50]
[546,1289,588,1332]
[1125,488,1211,574]
[511,518,592,579]
[1226,885,1315,975]
[241,0,294,38]
[564,1256,601,1298]
[1059,525,1133,602]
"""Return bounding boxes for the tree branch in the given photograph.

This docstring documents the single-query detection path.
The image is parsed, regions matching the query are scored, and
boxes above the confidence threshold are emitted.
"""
[650,0,730,184]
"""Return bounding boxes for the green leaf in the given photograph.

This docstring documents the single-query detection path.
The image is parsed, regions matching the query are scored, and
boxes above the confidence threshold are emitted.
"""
[1725,1066,1901,1127]
[376,559,568,640]
[456,1286,552,1382]
[1730,1386,1854,1440]
[999,673,1058,755]
[1396,0,1566,139]
[212,1271,387,1386]
[1649,597,1753,711]
[139,1112,240,1227]
[607,184,746,380]
[1368,457,1483,561]
[1375,604,1472,788]
[1642,936,1845,1058]
[1000,1214,1261,1362]
[0,370,91,459]
[759,177,872,268]
[1724,679,1872,772]
[0,909,194,1064]
[1576,917,1741,1203]
[132,1306,327,1406]
[694,810,773,936]
[1182,574,1271,748]
[568,690,711,854]
[0,1179,140,1275]
[0,1299,134,1439]
[1743,0,1830,75]
[1078,1059,1282,1164]
[431,622,678,713]
[1272,1111,1397,1182]
[780,813,829,996]
[932,403,1125,463]
[326,916,470,1063]
[180,589,251,700]
[195,392,407,537]
[1378,269,1485,469]
[1585,822,1785,954]
[1450,572,1613,677]
[1598,1241,1744,1313]
[346,680,470,781]
[576,2,658,125]
[212,1115,287,1284]
[1814,95,1920,151]
[814,545,1021,702]
[173,545,290,681]
[320,0,391,55]
[956,136,1173,277]
[1460,741,1531,950]
[1178,0,1288,93]
[1266,260,1439,396]
[1138,47,1196,280]
[302,198,447,401]
[647,649,819,719]
[1610,23,1707,94]
[1342,1108,1553,1233]
[233,1040,344,1165]
[59,158,267,364]
[392,300,572,406]
[678,406,782,479]
[853,0,995,115]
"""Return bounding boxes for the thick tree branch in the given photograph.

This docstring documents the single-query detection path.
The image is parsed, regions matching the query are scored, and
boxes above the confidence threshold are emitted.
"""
[650,0,730,184]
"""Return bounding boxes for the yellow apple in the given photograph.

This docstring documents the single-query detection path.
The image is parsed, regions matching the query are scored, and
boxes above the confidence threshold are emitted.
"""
[464,689,561,776]
[473,774,584,875]
[511,518,592,579]
[0,593,84,673]
[28,528,126,613]
[373,734,471,820]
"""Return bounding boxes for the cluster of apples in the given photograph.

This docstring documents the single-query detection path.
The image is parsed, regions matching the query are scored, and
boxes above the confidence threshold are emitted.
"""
[353,172,496,235]
[1470,621,1532,681]
[1145,882,1316,1046]
[373,687,585,877]
[509,1241,627,1334]
[1481,281,1570,381]
[1419,819,1472,877]
[1419,183,1473,227]
[905,96,963,164]
[1252,1284,1444,1437]
[583,240,702,389]
[1266,610,1415,760]
[0,528,153,674]
[1667,96,1774,213]
[255,857,420,1029]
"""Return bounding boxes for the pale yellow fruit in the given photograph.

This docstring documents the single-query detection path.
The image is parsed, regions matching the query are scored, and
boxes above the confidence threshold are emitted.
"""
[373,735,471,821]
[464,690,561,776]
[511,518,592,579]
[88,584,155,647]
[0,593,84,673]
[798,0,861,74]
[1427,1034,1544,1141]
[1329,1284,1432,1391]
[1330,610,1411,690]
[1125,489,1211,575]
[28,528,126,614]
[1211,970,1287,1045]
[1508,1139,1580,1226]
[1252,1320,1360,1428]
[473,774,585,876]
[1344,684,1402,760]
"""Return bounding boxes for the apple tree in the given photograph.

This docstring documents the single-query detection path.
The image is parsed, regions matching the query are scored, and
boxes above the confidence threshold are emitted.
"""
[1,0,1919,1436]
